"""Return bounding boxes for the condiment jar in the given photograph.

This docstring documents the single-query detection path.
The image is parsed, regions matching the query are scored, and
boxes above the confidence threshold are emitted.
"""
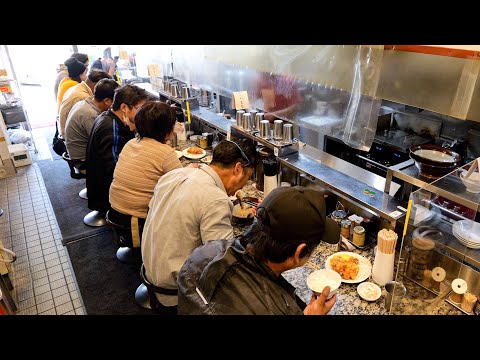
[406,235,435,280]
[340,220,351,239]
[198,136,208,149]
[352,226,366,247]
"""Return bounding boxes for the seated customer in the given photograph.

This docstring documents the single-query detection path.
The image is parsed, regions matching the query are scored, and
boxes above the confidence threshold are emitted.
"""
[57,57,88,113]
[108,101,185,244]
[86,84,150,214]
[177,186,340,315]
[58,69,111,137]
[65,79,119,172]
[141,139,257,313]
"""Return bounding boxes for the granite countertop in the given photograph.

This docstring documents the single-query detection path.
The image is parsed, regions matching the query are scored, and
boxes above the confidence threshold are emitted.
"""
[174,138,464,315]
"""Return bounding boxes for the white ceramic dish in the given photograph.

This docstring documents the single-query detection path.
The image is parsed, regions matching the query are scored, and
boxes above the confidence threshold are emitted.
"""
[460,171,480,193]
[453,220,480,243]
[357,281,381,301]
[306,269,342,299]
[325,251,372,284]
[182,148,206,159]
[175,150,183,159]
[413,149,456,163]
[200,155,213,164]
[189,135,200,142]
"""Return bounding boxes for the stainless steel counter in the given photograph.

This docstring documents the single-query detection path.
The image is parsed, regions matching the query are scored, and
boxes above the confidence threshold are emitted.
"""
[144,84,408,225]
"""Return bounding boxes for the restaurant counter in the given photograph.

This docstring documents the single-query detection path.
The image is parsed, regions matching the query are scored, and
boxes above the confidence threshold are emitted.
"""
[175,139,462,315]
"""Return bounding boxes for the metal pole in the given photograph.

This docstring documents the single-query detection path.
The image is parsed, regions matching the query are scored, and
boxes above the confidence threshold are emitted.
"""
[3,46,38,154]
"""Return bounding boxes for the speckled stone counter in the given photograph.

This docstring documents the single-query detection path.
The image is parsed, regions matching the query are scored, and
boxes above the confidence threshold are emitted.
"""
[174,139,464,315]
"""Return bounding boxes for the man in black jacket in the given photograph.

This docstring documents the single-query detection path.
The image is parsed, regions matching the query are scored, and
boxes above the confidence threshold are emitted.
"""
[177,186,340,315]
[85,84,150,214]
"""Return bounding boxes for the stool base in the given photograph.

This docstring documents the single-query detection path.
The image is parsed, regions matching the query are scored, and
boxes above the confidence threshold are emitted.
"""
[83,211,106,227]
[135,283,152,309]
[78,188,88,200]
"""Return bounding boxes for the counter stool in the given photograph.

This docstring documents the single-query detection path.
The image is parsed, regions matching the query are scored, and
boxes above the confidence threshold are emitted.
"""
[135,263,177,314]
[83,210,107,227]
[61,152,88,200]
[105,210,141,264]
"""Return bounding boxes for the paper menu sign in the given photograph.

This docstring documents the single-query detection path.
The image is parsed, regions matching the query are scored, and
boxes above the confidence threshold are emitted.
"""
[232,91,249,110]
[147,64,160,77]
[119,50,129,60]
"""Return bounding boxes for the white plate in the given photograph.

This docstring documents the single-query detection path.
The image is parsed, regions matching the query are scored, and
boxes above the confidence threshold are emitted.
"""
[452,227,480,249]
[200,155,213,164]
[357,281,381,301]
[325,251,372,284]
[182,148,206,159]
[453,220,480,243]
[175,150,183,159]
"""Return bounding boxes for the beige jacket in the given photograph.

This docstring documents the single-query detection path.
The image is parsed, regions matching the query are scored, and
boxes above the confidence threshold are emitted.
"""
[58,81,93,137]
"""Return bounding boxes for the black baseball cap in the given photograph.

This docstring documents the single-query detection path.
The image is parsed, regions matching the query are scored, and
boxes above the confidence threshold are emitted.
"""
[256,186,339,244]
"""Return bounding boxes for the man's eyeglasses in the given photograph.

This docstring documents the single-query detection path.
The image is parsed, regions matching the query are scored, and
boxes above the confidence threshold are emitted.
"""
[133,104,142,111]
[226,140,251,168]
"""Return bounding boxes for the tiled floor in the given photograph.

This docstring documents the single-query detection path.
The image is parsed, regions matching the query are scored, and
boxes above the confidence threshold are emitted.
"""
[0,161,86,315]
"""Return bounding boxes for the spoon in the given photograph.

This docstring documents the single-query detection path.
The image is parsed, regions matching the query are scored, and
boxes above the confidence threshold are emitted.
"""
[463,157,480,179]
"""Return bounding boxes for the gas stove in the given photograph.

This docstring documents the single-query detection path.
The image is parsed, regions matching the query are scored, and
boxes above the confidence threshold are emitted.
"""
[374,129,433,153]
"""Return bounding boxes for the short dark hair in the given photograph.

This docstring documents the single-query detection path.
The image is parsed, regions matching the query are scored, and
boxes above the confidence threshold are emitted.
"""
[111,84,149,111]
[71,52,89,65]
[87,69,111,83]
[241,221,318,263]
[135,101,176,143]
[94,79,119,101]
[210,138,257,169]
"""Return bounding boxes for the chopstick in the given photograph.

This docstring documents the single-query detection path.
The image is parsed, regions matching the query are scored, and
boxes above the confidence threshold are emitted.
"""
[242,200,260,207]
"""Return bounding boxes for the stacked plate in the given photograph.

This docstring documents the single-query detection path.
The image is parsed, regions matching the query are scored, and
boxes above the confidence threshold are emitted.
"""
[452,220,480,249]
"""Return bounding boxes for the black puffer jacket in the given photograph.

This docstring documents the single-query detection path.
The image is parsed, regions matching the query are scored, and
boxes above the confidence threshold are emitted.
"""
[86,109,134,212]
[177,238,306,315]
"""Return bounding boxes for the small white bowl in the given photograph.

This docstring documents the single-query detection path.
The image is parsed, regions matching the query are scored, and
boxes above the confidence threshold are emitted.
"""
[460,172,480,193]
[357,281,381,301]
[306,269,342,299]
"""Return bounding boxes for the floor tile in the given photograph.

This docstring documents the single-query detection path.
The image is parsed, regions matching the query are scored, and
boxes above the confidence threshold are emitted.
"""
[0,157,86,316]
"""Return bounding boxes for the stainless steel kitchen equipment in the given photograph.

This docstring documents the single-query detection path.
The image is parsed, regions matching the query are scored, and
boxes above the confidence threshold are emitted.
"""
[283,123,293,143]
[274,120,283,140]
[260,120,270,140]
[242,112,252,131]
[236,110,245,128]
[254,112,264,131]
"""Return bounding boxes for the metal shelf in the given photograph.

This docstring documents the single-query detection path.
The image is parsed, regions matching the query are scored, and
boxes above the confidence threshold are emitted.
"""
[386,159,480,212]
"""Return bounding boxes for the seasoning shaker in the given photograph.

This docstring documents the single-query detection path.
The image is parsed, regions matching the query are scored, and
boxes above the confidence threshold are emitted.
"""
[352,226,366,247]
[340,219,351,239]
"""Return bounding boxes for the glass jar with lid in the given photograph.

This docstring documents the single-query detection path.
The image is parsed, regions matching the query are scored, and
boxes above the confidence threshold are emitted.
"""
[352,226,366,247]
[406,229,438,280]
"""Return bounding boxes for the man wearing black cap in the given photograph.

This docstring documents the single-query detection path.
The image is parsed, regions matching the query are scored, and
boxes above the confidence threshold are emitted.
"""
[177,185,340,315]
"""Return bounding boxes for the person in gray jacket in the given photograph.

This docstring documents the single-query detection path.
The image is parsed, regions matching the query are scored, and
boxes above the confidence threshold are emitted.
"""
[65,79,119,171]
[177,186,340,315]
[141,139,257,313]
